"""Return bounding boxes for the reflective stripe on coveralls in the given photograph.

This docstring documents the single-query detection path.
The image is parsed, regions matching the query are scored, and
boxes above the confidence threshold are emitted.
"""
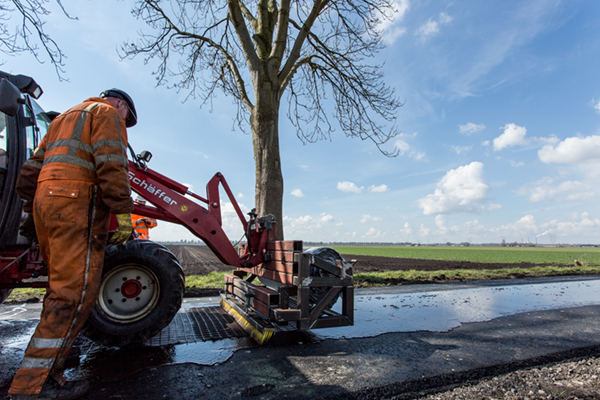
[9,181,109,395]
[10,97,132,396]
[131,214,157,240]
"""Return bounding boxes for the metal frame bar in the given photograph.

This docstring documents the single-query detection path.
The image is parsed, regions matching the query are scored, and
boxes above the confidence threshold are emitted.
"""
[222,241,354,333]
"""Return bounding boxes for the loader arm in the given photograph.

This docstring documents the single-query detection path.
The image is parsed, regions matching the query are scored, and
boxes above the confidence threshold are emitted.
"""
[128,161,273,268]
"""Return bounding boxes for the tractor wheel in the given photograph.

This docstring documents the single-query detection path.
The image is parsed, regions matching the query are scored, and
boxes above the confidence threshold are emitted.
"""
[305,247,345,309]
[259,247,345,311]
[0,289,12,305]
[81,240,184,347]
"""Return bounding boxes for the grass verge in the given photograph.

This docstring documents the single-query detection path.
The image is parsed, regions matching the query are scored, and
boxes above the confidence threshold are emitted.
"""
[352,265,600,287]
[6,265,600,303]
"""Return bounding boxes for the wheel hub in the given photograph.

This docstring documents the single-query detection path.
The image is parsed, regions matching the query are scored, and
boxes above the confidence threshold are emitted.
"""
[97,264,160,322]
[121,279,142,298]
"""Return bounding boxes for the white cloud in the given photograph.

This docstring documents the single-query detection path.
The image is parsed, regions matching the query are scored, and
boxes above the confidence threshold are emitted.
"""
[493,123,528,151]
[509,160,524,167]
[360,215,383,223]
[483,213,600,243]
[493,215,539,236]
[418,161,492,215]
[414,152,426,161]
[282,213,335,238]
[449,219,487,238]
[382,27,408,45]
[394,139,425,160]
[592,99,600,114]
[540,212,600,239]
[150,221,198,242]
[450,145,472,155]
[435,214,447,233]
[395,139,410,154]
[321,213,334,223]
[538,135,600,165]
[378,0,410,45]
[516,177,597,203]
[337,181,364,193]
[416,19,439,37]
[419,224,430,236]
[394,0,410,19]
[369,184,389,193]
[220,200,251,238]
[439,12,453,24]
[364,227,385,238]
[416,12,452,39]
[459,122,486,135]
[291,189,304,198]
[400,222,413,236]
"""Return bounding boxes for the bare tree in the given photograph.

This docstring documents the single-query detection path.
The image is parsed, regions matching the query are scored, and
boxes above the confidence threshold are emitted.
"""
[124,0,403,239]
[0,0,75,80]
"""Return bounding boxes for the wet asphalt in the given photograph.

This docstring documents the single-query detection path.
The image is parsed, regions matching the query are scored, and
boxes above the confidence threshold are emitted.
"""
[2,275,600,400]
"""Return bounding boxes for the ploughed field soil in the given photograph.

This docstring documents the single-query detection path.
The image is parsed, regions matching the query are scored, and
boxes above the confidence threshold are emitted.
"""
[342,255,571,273]
[164,244,231,275]
[164,244,571,277]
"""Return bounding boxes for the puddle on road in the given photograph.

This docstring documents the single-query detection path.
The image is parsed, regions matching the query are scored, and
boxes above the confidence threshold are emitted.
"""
[0,323,36,349]
[316,279,600,339]
[3,278,600,384]
[62,330,318,382]
[63,337,254,382]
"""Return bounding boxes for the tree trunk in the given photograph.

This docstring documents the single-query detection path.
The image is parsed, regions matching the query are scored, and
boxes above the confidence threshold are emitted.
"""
[251,86,284,240]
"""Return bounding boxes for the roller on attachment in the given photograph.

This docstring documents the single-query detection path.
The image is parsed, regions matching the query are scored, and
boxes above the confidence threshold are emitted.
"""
[220,297,275,345]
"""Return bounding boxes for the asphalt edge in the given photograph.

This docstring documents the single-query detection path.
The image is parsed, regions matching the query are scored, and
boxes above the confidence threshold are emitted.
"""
[323,345,600,400]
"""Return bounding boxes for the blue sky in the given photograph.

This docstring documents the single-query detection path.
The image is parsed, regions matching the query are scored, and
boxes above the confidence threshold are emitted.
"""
[3,0,600,244]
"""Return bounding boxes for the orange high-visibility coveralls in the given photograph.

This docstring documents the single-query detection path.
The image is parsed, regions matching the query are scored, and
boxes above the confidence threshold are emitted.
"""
[10,98,133,396]
[131,214,157,239]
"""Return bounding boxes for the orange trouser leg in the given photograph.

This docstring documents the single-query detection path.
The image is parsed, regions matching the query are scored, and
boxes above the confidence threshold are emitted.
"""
[9,180,110,396]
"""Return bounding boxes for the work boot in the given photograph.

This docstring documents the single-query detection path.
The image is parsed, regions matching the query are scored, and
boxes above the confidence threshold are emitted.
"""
[11,378,89,400]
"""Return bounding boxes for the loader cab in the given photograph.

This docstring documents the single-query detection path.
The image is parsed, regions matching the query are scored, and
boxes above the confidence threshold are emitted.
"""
[0,71,50,248]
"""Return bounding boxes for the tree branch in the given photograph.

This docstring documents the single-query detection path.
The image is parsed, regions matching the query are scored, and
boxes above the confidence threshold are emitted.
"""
[226,0,260,72]
[269,0,289,64]
[278,0,330,88]
[0,0,76,81]
[127,0,254,111]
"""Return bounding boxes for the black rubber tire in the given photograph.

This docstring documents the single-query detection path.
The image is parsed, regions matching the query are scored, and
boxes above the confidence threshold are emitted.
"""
[81,240,184,347]
[305,247,345,310]
[0,288,12,304]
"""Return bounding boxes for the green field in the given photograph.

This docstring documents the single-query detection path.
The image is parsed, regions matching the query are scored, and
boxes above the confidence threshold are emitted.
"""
[6,245,600,303]
[330,245,600,266]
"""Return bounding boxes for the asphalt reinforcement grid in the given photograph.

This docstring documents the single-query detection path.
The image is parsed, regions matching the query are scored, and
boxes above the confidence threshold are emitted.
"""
[144,306,248,346]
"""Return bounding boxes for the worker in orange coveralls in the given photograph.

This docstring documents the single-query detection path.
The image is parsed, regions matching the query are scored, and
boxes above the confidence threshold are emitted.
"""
[131,198,158,239]
[10,89,138,400]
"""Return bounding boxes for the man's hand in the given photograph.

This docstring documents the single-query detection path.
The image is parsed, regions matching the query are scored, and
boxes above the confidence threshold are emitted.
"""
[109,213,133,245]
[135,217,150,225]
[19,213,37,242]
